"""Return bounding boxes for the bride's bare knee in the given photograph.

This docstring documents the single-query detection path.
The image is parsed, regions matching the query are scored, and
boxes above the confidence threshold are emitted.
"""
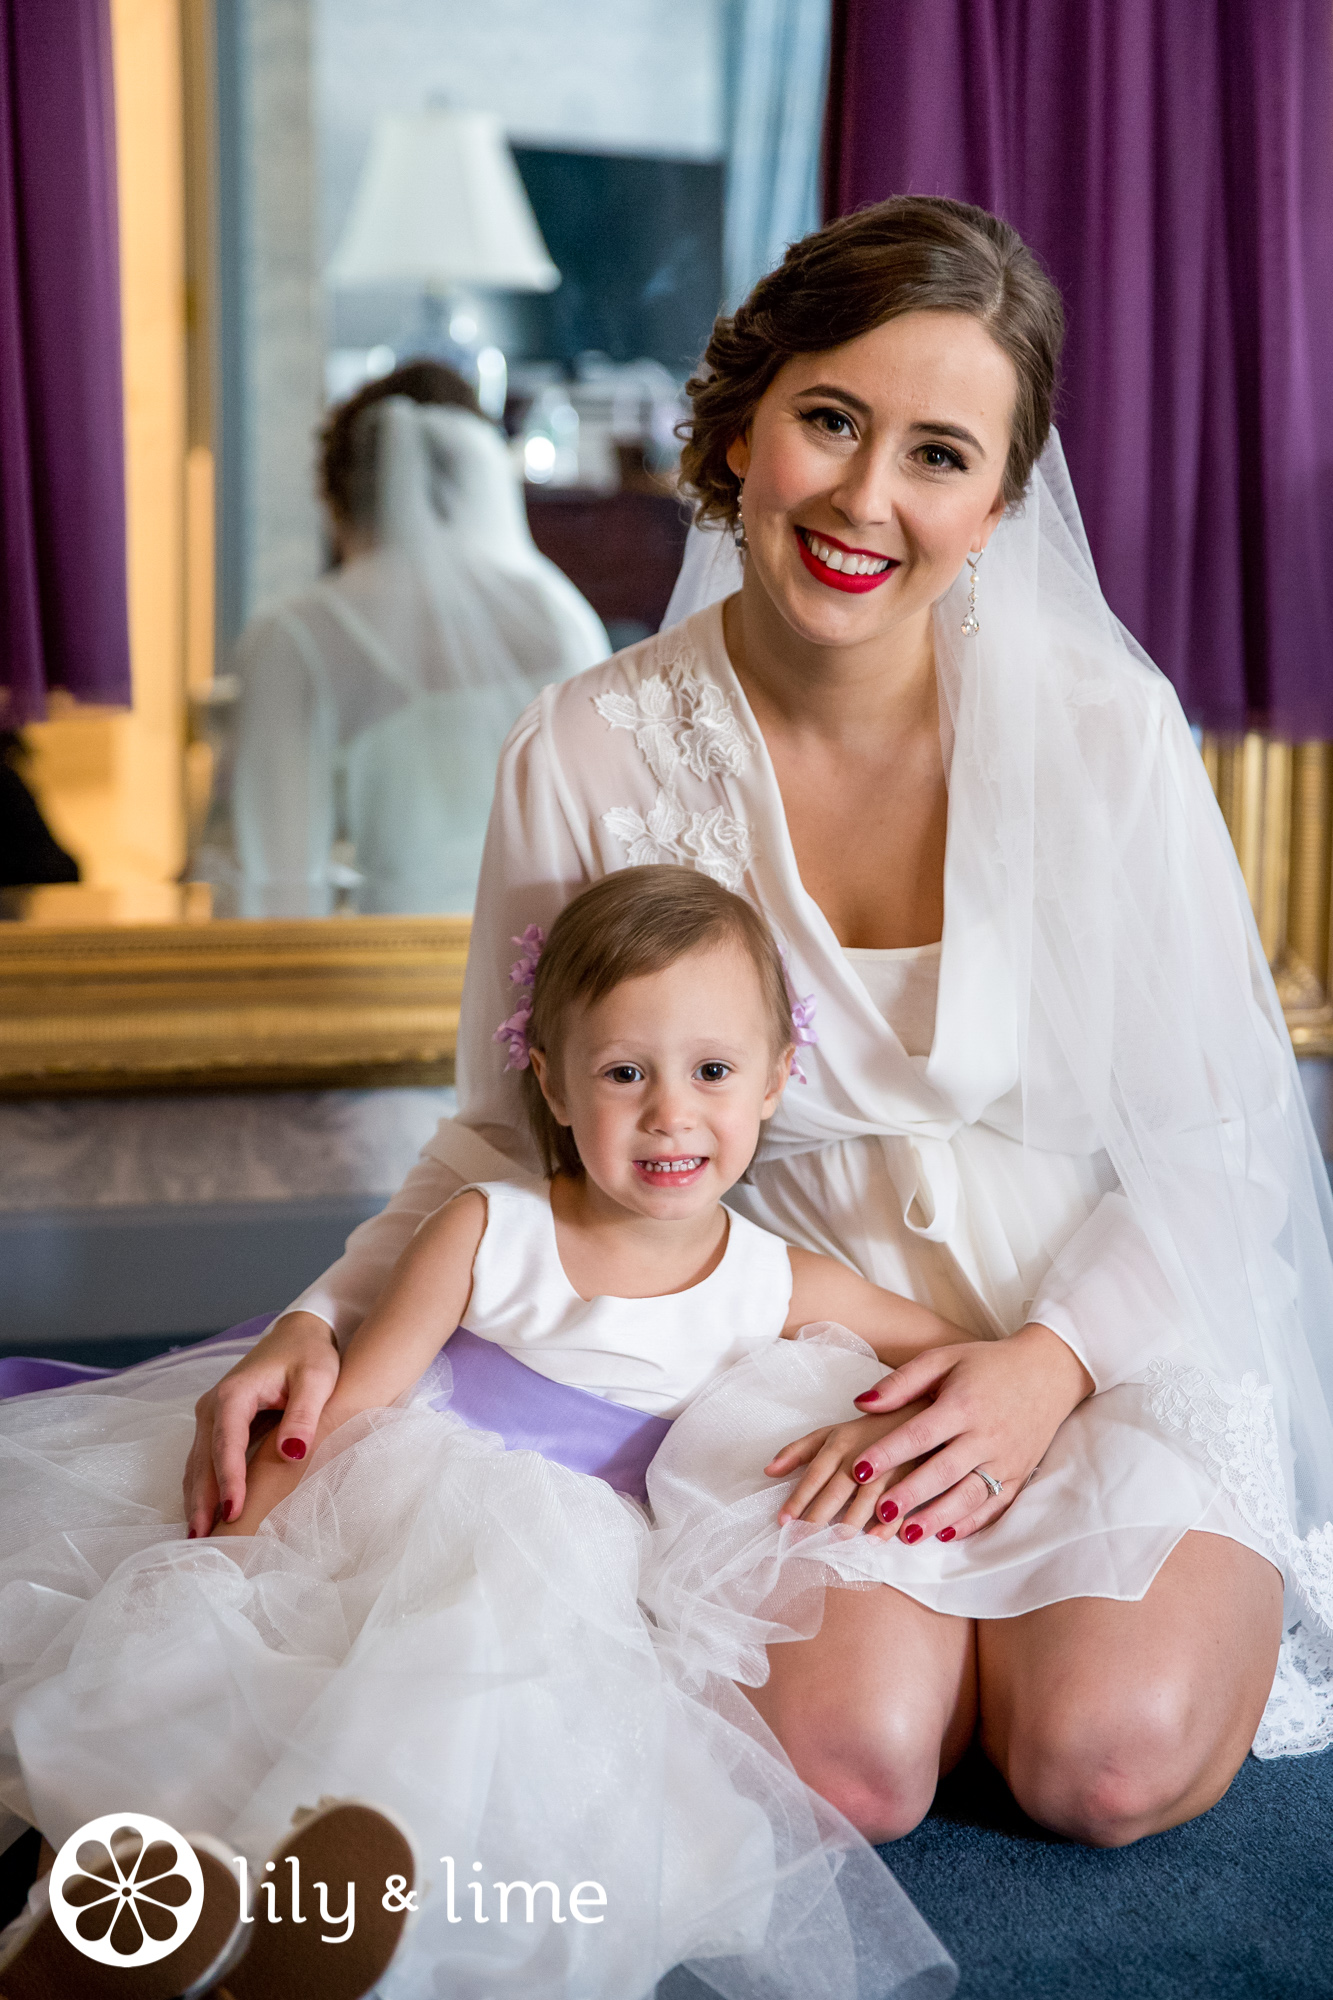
[1001,1686,1227,1848]
[777,1712,939,1844]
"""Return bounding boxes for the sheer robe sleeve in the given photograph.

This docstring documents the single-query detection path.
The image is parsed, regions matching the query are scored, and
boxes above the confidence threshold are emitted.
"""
[1026,1194,1189,1391]
[284,690,591,1344]
[232,612,338,918]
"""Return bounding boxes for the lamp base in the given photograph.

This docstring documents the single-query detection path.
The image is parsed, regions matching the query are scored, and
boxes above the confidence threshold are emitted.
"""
[408,291,507,421]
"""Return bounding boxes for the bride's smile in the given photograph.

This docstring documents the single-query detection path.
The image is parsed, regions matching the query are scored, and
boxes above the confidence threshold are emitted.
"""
[725,310,1015,664]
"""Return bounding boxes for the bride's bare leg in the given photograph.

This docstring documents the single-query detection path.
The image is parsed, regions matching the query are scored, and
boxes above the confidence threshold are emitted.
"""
[977,1531,1283,1848]
[744,1585,976,1842]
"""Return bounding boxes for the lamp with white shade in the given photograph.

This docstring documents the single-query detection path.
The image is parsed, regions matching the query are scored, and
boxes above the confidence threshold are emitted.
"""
[327,107,561,419]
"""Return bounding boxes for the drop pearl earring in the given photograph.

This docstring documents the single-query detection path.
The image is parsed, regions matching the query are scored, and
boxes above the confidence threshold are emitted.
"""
[961,552,982,636]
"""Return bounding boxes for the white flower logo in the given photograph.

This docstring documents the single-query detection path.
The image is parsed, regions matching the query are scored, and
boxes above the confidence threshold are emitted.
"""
[49,1812,204,1968]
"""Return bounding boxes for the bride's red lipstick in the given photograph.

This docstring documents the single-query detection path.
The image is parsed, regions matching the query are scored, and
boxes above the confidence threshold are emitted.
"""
[795,526,897,595]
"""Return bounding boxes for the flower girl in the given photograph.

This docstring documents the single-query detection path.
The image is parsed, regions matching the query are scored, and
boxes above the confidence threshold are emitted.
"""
[0,866,961,2000]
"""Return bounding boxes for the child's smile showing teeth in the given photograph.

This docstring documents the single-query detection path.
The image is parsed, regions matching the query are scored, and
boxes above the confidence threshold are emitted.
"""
[530,942,793,1231]
[634,1154,708,1186]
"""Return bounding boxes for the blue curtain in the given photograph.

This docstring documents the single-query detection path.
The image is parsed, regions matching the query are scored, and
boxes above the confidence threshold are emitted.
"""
[723,0,831,308]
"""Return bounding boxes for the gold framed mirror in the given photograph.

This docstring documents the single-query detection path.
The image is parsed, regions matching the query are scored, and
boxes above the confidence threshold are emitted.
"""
[2,2,710,1096]
[1,0,473,1098]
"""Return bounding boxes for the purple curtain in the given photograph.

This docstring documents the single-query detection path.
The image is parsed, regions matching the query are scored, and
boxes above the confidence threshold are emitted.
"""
[826,1,1333,736]
[0,0,130,725]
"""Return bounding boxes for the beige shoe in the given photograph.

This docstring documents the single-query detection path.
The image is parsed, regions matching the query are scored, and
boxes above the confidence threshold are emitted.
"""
[0,1829,246,2000]
[214,1799,417,2000]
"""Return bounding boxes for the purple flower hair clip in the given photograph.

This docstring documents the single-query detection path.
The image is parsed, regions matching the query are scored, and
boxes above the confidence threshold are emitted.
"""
[493,924,545,1071]
[781,951,818,1084]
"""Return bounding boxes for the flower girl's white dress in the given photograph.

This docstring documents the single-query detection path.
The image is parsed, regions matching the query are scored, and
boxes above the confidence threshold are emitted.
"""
[0,1181,955,2000]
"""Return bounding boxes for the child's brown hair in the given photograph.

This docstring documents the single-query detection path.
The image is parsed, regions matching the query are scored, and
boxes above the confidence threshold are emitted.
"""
[523,865,794,1177]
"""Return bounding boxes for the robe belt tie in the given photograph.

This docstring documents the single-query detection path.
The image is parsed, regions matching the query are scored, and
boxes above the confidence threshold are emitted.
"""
[882,1133,962,1244]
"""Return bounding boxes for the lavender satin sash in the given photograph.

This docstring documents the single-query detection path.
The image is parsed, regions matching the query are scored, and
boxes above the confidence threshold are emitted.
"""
[433,1327,671,1503]
[0,1316,671,1504]
[0,1317,275,1400]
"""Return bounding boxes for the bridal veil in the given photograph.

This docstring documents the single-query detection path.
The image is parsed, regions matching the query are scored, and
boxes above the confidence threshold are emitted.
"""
[665,434,1333,1753]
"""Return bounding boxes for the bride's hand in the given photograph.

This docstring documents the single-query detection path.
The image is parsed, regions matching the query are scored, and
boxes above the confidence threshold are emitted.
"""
[843,1323,1094,1544]
[183,1311,341,1537]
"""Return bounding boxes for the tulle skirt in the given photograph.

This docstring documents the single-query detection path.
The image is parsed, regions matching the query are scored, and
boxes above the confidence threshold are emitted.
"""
[0,1331,955,2000]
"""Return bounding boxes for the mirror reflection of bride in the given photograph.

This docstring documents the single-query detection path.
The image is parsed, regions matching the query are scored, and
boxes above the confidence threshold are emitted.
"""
[228,361,608,918]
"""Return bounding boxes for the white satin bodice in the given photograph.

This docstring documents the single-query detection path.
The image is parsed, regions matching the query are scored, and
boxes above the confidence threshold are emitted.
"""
[458,1180,793,1417]
[842,942,942,1060]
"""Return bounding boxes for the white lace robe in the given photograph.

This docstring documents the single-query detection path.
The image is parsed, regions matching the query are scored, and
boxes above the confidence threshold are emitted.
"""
[291,603,1329,1757]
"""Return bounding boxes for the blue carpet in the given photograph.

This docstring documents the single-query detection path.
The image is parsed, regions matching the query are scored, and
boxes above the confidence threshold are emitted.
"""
[882,1742,1333,1998]
[657,1745,1333,1999]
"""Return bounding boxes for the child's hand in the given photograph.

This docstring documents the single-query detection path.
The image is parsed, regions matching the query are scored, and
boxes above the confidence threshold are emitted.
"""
[766,1402,929,1538]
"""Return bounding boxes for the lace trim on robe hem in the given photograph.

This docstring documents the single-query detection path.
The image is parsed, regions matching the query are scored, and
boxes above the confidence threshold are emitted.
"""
[1148,1360,1333,1757]
[594,651,755,892]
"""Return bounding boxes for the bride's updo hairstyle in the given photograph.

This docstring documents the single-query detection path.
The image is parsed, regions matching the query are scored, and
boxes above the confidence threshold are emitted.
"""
[680,195,1065,529]
[524,865,794,1177]
[320,357,480,536]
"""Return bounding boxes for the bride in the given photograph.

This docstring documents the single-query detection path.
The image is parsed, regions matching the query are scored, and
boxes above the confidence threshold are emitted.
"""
[187,194,1333,1845]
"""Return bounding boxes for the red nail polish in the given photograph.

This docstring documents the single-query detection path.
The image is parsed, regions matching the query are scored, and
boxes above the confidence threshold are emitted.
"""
[187,1527,197,1540]
[853,1391,878,1408]
[852,1459,875,1483]
[280,1438,307,1462]
[903,1522,924,1544]
[877,1498,899,1523]
[937,1526,956,1542]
